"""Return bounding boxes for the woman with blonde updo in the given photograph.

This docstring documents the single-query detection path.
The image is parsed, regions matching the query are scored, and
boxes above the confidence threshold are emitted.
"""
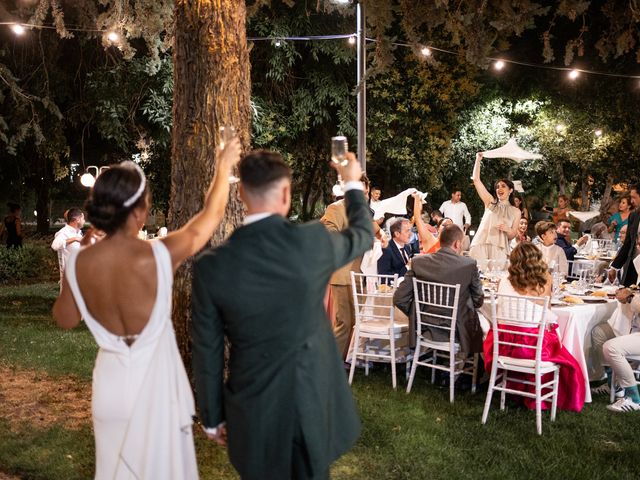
[483,242,585,412]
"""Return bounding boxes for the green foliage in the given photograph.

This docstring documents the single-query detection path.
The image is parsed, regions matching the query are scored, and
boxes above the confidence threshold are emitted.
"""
[0,245,58,284]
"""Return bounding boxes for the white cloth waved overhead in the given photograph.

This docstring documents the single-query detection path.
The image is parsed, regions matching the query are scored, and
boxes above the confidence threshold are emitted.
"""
[371,188,427,221]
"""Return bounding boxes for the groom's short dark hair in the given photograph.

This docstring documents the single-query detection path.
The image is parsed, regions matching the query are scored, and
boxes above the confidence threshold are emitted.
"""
[239,150,292,195]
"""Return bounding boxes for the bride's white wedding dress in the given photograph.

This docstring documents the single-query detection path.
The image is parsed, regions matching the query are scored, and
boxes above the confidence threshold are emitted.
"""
[66,240,198,479]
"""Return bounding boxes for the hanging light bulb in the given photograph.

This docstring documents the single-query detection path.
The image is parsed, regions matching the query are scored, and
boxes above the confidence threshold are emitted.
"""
[80,173,96,188]
[594,129,603,137]
[420,46,431,57]
[348,35,356,45]
[106,31,120,43]
[555,124,566,133]
[568,69,580,80]
[274,39,282,47]
[10,24,26,36]
[494,60,505,71]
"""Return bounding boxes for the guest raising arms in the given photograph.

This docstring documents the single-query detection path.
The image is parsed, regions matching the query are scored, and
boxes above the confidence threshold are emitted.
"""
[468,152,521,262]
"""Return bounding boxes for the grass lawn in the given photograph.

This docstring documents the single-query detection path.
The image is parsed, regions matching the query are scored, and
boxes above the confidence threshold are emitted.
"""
[1,283,636,479]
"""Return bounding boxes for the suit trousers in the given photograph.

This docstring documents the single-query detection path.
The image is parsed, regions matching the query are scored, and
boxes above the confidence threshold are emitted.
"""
[591,323,616,380]
[331,284,355,360]
[603,333,640,388]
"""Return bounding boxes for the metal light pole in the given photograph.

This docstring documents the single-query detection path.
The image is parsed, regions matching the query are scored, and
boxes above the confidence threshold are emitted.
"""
[356,0,366,172]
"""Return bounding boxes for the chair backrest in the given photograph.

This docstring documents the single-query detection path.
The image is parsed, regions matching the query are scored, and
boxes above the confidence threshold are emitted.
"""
[488,293,550,365]
[350,272,399,327]
[595,239,613,251]
[412,279,460,348]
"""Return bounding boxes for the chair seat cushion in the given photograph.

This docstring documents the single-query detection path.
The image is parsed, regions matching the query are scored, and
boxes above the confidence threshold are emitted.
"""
[497,355,557,371]
[359,319,408,334]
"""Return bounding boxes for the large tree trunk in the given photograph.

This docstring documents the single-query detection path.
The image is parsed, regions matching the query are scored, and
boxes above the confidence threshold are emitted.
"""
[169,0,251,370]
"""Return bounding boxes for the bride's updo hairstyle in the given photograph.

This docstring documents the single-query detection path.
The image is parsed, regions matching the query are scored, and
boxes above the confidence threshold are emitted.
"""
[508,242,548,295]
[85,162,148,235]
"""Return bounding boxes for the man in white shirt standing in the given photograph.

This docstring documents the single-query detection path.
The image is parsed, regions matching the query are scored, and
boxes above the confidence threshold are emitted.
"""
[51,208,85,289]
[439,189,471,232]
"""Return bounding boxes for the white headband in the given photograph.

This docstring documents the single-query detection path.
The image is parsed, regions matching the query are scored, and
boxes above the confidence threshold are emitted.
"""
[122,161,147,208]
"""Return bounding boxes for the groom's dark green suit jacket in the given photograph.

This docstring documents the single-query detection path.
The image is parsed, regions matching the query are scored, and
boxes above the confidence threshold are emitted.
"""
[192,188,373,479]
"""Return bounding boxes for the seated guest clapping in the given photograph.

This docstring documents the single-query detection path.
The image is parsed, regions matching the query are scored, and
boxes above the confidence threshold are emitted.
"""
[412,193,452,254]
[483,243,585,412]
[535,221,568,275]
[377,217,414,277]
[393,224,484,353]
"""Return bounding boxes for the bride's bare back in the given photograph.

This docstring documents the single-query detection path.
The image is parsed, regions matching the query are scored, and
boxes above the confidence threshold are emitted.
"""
[75,237,159,337]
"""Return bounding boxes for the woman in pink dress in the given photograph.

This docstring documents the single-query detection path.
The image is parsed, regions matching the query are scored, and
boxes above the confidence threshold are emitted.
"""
[483,242,585,412]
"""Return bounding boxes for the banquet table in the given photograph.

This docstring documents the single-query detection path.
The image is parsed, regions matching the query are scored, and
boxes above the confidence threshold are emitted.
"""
[480,298,617,403]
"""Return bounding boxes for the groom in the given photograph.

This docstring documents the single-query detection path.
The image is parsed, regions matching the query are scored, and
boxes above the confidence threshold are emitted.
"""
[192,149,373,479]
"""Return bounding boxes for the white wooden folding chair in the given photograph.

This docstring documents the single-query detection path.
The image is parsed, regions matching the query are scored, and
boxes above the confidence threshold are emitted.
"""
[406,279,478,403]
[481,293,559,435]
[348,272,409,389]
[567,259,597,282]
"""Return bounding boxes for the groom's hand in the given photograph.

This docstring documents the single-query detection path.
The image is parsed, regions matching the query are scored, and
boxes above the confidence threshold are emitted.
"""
[332,151,362,183]
[206,424,227,446]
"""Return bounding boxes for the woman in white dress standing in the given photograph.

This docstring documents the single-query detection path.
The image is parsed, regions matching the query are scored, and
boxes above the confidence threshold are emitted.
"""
[53,138,242,479]
[469,152,521,262]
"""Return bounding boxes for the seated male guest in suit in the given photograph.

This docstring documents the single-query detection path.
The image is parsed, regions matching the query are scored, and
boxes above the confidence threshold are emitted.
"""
[192,150,373,480]
[378,218,414,277]
[393,224,484,353]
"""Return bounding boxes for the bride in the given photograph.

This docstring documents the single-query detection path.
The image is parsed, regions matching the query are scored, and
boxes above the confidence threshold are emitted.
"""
[53,138,241,479]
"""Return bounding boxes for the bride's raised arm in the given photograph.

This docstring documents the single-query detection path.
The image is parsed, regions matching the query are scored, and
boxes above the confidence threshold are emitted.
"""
[471,152,494,208]
[162,138,242,270]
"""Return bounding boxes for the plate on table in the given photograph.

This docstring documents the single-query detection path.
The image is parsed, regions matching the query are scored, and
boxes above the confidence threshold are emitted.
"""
[551,298,569,307]
[579,296,609,304]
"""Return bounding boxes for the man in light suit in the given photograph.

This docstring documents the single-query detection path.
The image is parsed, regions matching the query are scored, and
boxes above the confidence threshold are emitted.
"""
[393,224,484,353]
[321,174,380,360]
[609,184,640,287]
[192,150,373,480]
[377,218,413,278]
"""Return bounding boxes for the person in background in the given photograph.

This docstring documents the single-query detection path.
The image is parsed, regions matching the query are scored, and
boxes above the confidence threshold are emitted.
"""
[439,188,471,232]
[602,290,640,412]
[1,203,23,248]
[555,218,588,262]
[483,242,585,412]
[377,217,414,277]
[468,152,521,262]
[413,195,453,254]
[608,193,633,243]
[511,217,531,247]
[370,186,381,206]
[590,222,611,240]
[550,194,570,224]
[514,194,529,222]
[51,208,85,288]
[608,184,640,287]
[535,221,568,275]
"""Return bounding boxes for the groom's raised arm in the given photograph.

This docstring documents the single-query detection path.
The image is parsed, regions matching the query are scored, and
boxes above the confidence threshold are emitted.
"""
[191,256,225,429]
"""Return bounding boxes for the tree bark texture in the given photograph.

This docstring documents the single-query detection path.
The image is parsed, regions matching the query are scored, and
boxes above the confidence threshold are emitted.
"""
[169,0,252,369]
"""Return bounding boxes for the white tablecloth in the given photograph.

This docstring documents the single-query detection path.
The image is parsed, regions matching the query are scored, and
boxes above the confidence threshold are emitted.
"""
[480,298,617,403]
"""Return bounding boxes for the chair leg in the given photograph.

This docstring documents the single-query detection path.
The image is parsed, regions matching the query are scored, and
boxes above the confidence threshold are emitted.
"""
[535,374,542,435]
[471,353,479,394]
[550,369,559,422]
[406,342,421,394]
[365,344,370,376]
[482,363,499,425]
[610,371,616,404]
[390,334,397,390]
[449,354,455,404]
[348,329,360,385]
[500,371,508,411]
[431,351,437,384]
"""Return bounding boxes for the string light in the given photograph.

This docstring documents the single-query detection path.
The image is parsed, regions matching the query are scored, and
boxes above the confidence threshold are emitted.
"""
[3,21,640,83]
[594,129,603,137]
[106,31,120,43]
[555,124,566,133]
[10,24,25,35]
